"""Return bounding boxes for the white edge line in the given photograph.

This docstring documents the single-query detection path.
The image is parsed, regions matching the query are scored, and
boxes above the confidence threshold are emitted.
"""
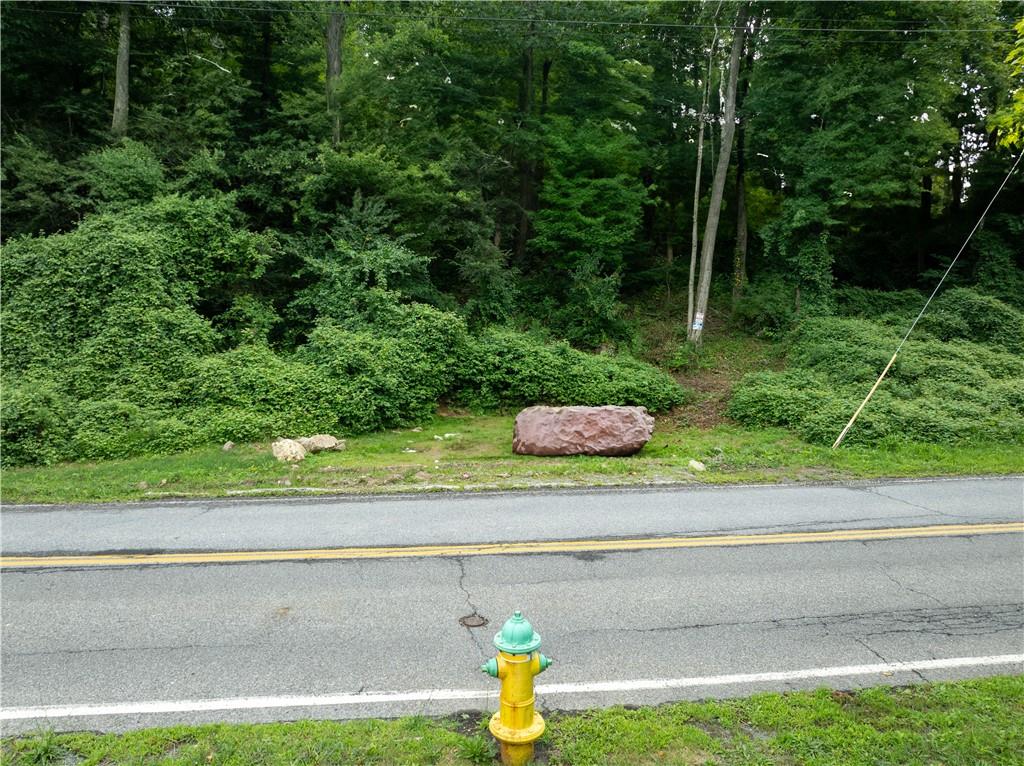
[3,654,1022,721]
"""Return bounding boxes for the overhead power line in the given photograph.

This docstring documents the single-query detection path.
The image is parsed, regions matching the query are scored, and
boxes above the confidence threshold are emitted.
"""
[4,1,1013,36]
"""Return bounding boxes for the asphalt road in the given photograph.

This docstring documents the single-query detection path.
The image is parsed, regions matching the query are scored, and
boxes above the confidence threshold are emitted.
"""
[1,477,1022,734]
[4,475,1022,553]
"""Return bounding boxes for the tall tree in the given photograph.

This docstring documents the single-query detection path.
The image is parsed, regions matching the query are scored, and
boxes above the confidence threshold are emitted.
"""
[326,2,346,148]
[731,13,760,306]
[687,49,713,331]
[111,1,131,137]
[689,2,748,344]
[513,23,536,265]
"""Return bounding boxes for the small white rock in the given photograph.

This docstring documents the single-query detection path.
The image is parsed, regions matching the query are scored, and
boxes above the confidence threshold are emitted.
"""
[222,441,235,452]
[303,434,342,453]
[272,438,307,463]
[688,459,707,472]
[433,435,444,441]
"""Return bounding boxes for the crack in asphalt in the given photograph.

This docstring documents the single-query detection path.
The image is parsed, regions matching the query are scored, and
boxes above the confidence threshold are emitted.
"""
[853,486,976,522]
[850,636,927,682]
[3,641,255,658]
[453,556,489,659]
[879,564,948,608]
[558,603,1024,640]
[852,635,889,663]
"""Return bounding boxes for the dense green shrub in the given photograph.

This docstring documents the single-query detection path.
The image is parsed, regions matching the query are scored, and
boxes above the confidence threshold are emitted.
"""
[453,328,686,412]
[727,294,1024,446]
[78,139,168,213]
[916,288,1024,354]
[1,194,272,376]
[834,286,923,321]
[0,379,74,466]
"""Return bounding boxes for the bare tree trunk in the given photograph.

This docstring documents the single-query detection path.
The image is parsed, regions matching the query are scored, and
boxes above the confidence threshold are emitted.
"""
[111,2,130,138]
[326,5,346,148]
[687,54,715,330]
[689,3,749,344]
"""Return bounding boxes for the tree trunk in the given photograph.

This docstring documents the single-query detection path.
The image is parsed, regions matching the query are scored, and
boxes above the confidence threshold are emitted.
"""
[326,5,345,148]
[917,173,932,274]
[665,201,675,310]
[540,59,552,117]
[513,38,535,265]
[260,20,273,109]
[687,117,706,330]
[731,16,758,307]
[535,59,552,197]
[689,3,749,344]
[110,1,130,138]
[732,143,748,305]
[951,141,963,214]
[687,51,716,330]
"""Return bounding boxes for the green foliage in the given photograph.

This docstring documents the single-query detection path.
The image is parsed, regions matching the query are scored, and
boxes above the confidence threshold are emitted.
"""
[834,286,924,321]
[0,381,74,467]
[917,287,1024,353]
[731,275,798,338]
[971,213,1024,310]
[300,303,470,433]
[989,18,1024,149]
[1,194,269,378]
[728,293,1024,446]
[454,328,686,412]
[78,139,168,212]
[532,118,648,347]
[293,193,436,325]
[2,0,1021,466]
[456,735,496,765]
[0,134,82,236]
[758,198,837,313]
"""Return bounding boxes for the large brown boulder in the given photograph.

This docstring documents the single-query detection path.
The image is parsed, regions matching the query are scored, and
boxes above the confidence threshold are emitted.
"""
[513,405,655,457]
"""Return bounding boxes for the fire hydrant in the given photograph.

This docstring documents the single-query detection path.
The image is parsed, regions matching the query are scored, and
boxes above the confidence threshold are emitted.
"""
[481,610,552,766]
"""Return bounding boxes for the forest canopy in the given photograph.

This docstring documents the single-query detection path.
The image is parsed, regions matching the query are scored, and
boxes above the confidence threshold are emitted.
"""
[1,0,1022,465]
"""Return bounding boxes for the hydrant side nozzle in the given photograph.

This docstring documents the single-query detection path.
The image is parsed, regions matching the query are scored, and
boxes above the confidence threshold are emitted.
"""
[482,657,499,678]
[539,653,552,672]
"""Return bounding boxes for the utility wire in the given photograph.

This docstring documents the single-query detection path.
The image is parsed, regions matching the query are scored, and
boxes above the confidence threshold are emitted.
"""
[5,2,1012,34]
[832,148,1024,450]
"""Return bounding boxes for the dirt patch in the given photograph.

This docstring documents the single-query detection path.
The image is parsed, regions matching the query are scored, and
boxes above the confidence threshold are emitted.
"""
[672,368,737,428]
[443,710,490,736]
[670,331,785,429]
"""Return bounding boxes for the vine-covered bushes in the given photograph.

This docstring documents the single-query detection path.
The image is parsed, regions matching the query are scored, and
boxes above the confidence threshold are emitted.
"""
[1,199,686,466]
[727,290,1024,446]
[453,329,687,412]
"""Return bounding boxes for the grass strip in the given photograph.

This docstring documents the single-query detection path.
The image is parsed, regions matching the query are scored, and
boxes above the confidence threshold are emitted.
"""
[2,416,1022,505]
[3,676,1023,765]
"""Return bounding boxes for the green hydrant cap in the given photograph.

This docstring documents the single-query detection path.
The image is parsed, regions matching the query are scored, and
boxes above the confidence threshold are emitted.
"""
[494,609,542,654]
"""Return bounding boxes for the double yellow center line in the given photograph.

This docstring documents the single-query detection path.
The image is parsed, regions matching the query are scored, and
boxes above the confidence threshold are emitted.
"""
[1,521,1020,570]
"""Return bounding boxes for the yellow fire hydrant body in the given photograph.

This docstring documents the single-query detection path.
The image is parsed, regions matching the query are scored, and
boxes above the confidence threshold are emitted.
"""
[482,611,552,766]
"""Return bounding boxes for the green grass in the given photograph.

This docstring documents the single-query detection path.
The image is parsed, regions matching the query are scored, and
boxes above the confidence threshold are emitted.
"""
[2,414,1021,504]
[4,677,1023,765]
[3,331,1020,505]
